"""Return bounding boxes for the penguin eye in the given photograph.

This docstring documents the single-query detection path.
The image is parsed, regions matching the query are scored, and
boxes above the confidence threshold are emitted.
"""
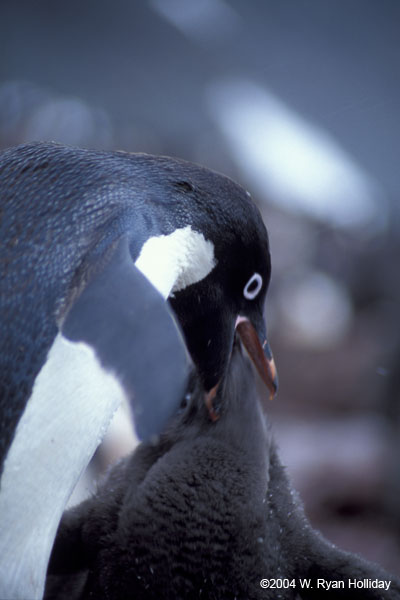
[243,273,263,300]
[179,393,191,412]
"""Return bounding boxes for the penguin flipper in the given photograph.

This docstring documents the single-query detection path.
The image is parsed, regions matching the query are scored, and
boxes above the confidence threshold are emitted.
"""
[62,235,190,441]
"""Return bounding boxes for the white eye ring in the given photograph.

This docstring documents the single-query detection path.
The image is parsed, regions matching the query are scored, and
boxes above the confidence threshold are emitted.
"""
[243,273,263,300]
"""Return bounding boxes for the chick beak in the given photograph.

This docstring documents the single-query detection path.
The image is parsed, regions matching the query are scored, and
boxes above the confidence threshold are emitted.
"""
[235,315,278,401]
[205,383,220,422]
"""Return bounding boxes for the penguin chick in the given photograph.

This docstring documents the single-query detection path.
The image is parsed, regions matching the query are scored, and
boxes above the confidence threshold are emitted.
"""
[46,345,400,600]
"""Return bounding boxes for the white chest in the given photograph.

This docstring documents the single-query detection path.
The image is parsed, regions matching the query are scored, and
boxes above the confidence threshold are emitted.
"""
[0,334,127,599]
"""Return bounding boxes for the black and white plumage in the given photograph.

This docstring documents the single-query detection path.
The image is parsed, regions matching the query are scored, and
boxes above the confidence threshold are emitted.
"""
[0,142,276,598]
[45,344,400,599]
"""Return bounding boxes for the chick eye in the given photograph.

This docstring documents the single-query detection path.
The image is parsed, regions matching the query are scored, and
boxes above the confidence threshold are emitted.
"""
[180,393,191,411]
[243,273,263,300]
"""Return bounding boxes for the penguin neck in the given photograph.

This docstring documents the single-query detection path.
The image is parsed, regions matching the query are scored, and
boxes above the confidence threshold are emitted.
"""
[134,225,216,299]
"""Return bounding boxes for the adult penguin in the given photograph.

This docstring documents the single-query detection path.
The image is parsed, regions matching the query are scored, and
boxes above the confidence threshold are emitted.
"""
[45,341,400,600]
[0,141,277,599]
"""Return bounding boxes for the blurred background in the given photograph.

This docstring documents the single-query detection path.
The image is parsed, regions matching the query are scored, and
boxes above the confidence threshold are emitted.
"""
[1,0,399,574]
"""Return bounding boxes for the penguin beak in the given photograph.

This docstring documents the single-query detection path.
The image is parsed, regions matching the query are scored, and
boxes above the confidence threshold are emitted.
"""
[235,315,278,401]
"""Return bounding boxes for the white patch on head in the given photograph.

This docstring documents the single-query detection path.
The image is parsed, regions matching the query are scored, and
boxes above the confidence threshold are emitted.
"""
[135,225,216,299]
[0,334,127,600]
[243,272,263,300]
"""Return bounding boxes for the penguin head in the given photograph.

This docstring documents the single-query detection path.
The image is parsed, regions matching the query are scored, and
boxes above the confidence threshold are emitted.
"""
[142,159,279,400]
[169,217,276,396]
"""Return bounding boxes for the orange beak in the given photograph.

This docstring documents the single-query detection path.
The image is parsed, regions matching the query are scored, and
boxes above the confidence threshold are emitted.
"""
[235,316,278,402]
[204,315,278,422]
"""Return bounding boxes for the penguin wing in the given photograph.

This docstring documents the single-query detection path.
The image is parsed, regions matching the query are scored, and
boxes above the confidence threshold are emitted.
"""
[62,235,189,441]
